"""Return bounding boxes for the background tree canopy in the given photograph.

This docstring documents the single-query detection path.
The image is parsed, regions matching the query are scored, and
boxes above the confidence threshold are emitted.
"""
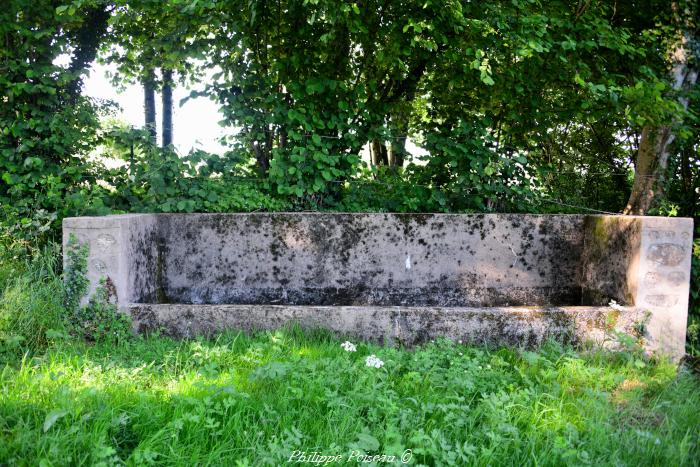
[0,0,697,222]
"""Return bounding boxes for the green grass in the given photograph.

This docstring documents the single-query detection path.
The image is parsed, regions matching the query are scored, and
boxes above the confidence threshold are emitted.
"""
[0,244,69,356]
[1,246,699,465]
[0,328,699,466]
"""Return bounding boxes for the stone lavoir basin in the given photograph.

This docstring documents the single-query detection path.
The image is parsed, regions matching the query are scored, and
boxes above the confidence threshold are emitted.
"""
[63,213,693,359]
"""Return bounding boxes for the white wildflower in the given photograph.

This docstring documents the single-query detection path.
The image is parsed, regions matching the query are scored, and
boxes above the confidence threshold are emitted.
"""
[365,354,384,368]
[340,341,357,352]
[608,300,624,311]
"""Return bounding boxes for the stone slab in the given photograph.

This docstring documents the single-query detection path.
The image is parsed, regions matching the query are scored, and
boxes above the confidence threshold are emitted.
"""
[128,303,647,349]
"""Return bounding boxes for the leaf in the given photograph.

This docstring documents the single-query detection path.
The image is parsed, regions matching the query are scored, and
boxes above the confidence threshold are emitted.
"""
[43,410,68,432]
[356,432,380,452]
[481,74,495,86]
[250,361,291,381]
[45,329,68,340]
[312,134,321,145]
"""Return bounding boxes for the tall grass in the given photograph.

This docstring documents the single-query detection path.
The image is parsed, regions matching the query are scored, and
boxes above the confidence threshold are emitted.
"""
[0,243,68,358]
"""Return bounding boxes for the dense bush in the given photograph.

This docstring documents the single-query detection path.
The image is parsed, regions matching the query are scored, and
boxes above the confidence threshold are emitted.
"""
[102,130,291,214]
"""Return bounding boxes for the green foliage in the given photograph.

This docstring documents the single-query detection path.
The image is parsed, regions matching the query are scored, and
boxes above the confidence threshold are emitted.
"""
[102,127,290,213]
[4,0,696,220]
[72,278,132,344]
[412,120,540,212]
[331,121,540,213]
[162,0,689,212]
[0,0,112,235]
[62,234,89,314]
[0,330,698,465]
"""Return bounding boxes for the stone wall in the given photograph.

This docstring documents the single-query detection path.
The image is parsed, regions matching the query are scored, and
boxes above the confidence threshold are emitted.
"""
[63,213,693,359]
[581,215,694,356]
[158,213,584,306]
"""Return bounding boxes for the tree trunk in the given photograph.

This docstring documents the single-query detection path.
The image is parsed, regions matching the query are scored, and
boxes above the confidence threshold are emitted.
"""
[251,127,271,176]
[388,136,407,168]
[624,127,675,215]
[143,69,157,144]
[161,69,174,148]
[279,127,287,150]
[624,32,698,214]
[370,139,388,166]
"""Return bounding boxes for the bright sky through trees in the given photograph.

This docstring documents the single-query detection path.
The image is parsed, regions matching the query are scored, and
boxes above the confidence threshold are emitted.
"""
[83,62,229,155]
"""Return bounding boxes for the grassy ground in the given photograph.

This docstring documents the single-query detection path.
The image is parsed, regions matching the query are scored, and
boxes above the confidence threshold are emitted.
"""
[1,246,699,466]
[1,328,699,466]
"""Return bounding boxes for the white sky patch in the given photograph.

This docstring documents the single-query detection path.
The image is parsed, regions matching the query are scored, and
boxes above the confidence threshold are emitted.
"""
[83,62,229,155]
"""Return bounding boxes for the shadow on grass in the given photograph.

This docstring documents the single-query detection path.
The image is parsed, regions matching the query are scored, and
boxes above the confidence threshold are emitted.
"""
[1,327,699,466]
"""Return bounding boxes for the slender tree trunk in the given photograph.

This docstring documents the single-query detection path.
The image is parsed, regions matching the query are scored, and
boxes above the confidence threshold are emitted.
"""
[370,139,388,166]
[161,69,174,148]
[387,137,407,168]
[143,69,157,144]
[251,127,271,176]
[624,31,698,214]
[279,126,287,150]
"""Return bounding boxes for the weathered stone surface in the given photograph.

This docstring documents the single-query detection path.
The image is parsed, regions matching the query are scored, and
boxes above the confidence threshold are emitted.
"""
[580,215,642,306]
[128,303,646,349]
[636,217,694,359]
[581,215,694,359]
[647,243,686,267]
[158,213,584,307]
[63,213,694,359]
[63,214,159,305]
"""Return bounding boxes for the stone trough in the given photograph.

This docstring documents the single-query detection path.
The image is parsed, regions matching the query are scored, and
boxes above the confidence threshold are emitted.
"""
[63,213,693,359]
